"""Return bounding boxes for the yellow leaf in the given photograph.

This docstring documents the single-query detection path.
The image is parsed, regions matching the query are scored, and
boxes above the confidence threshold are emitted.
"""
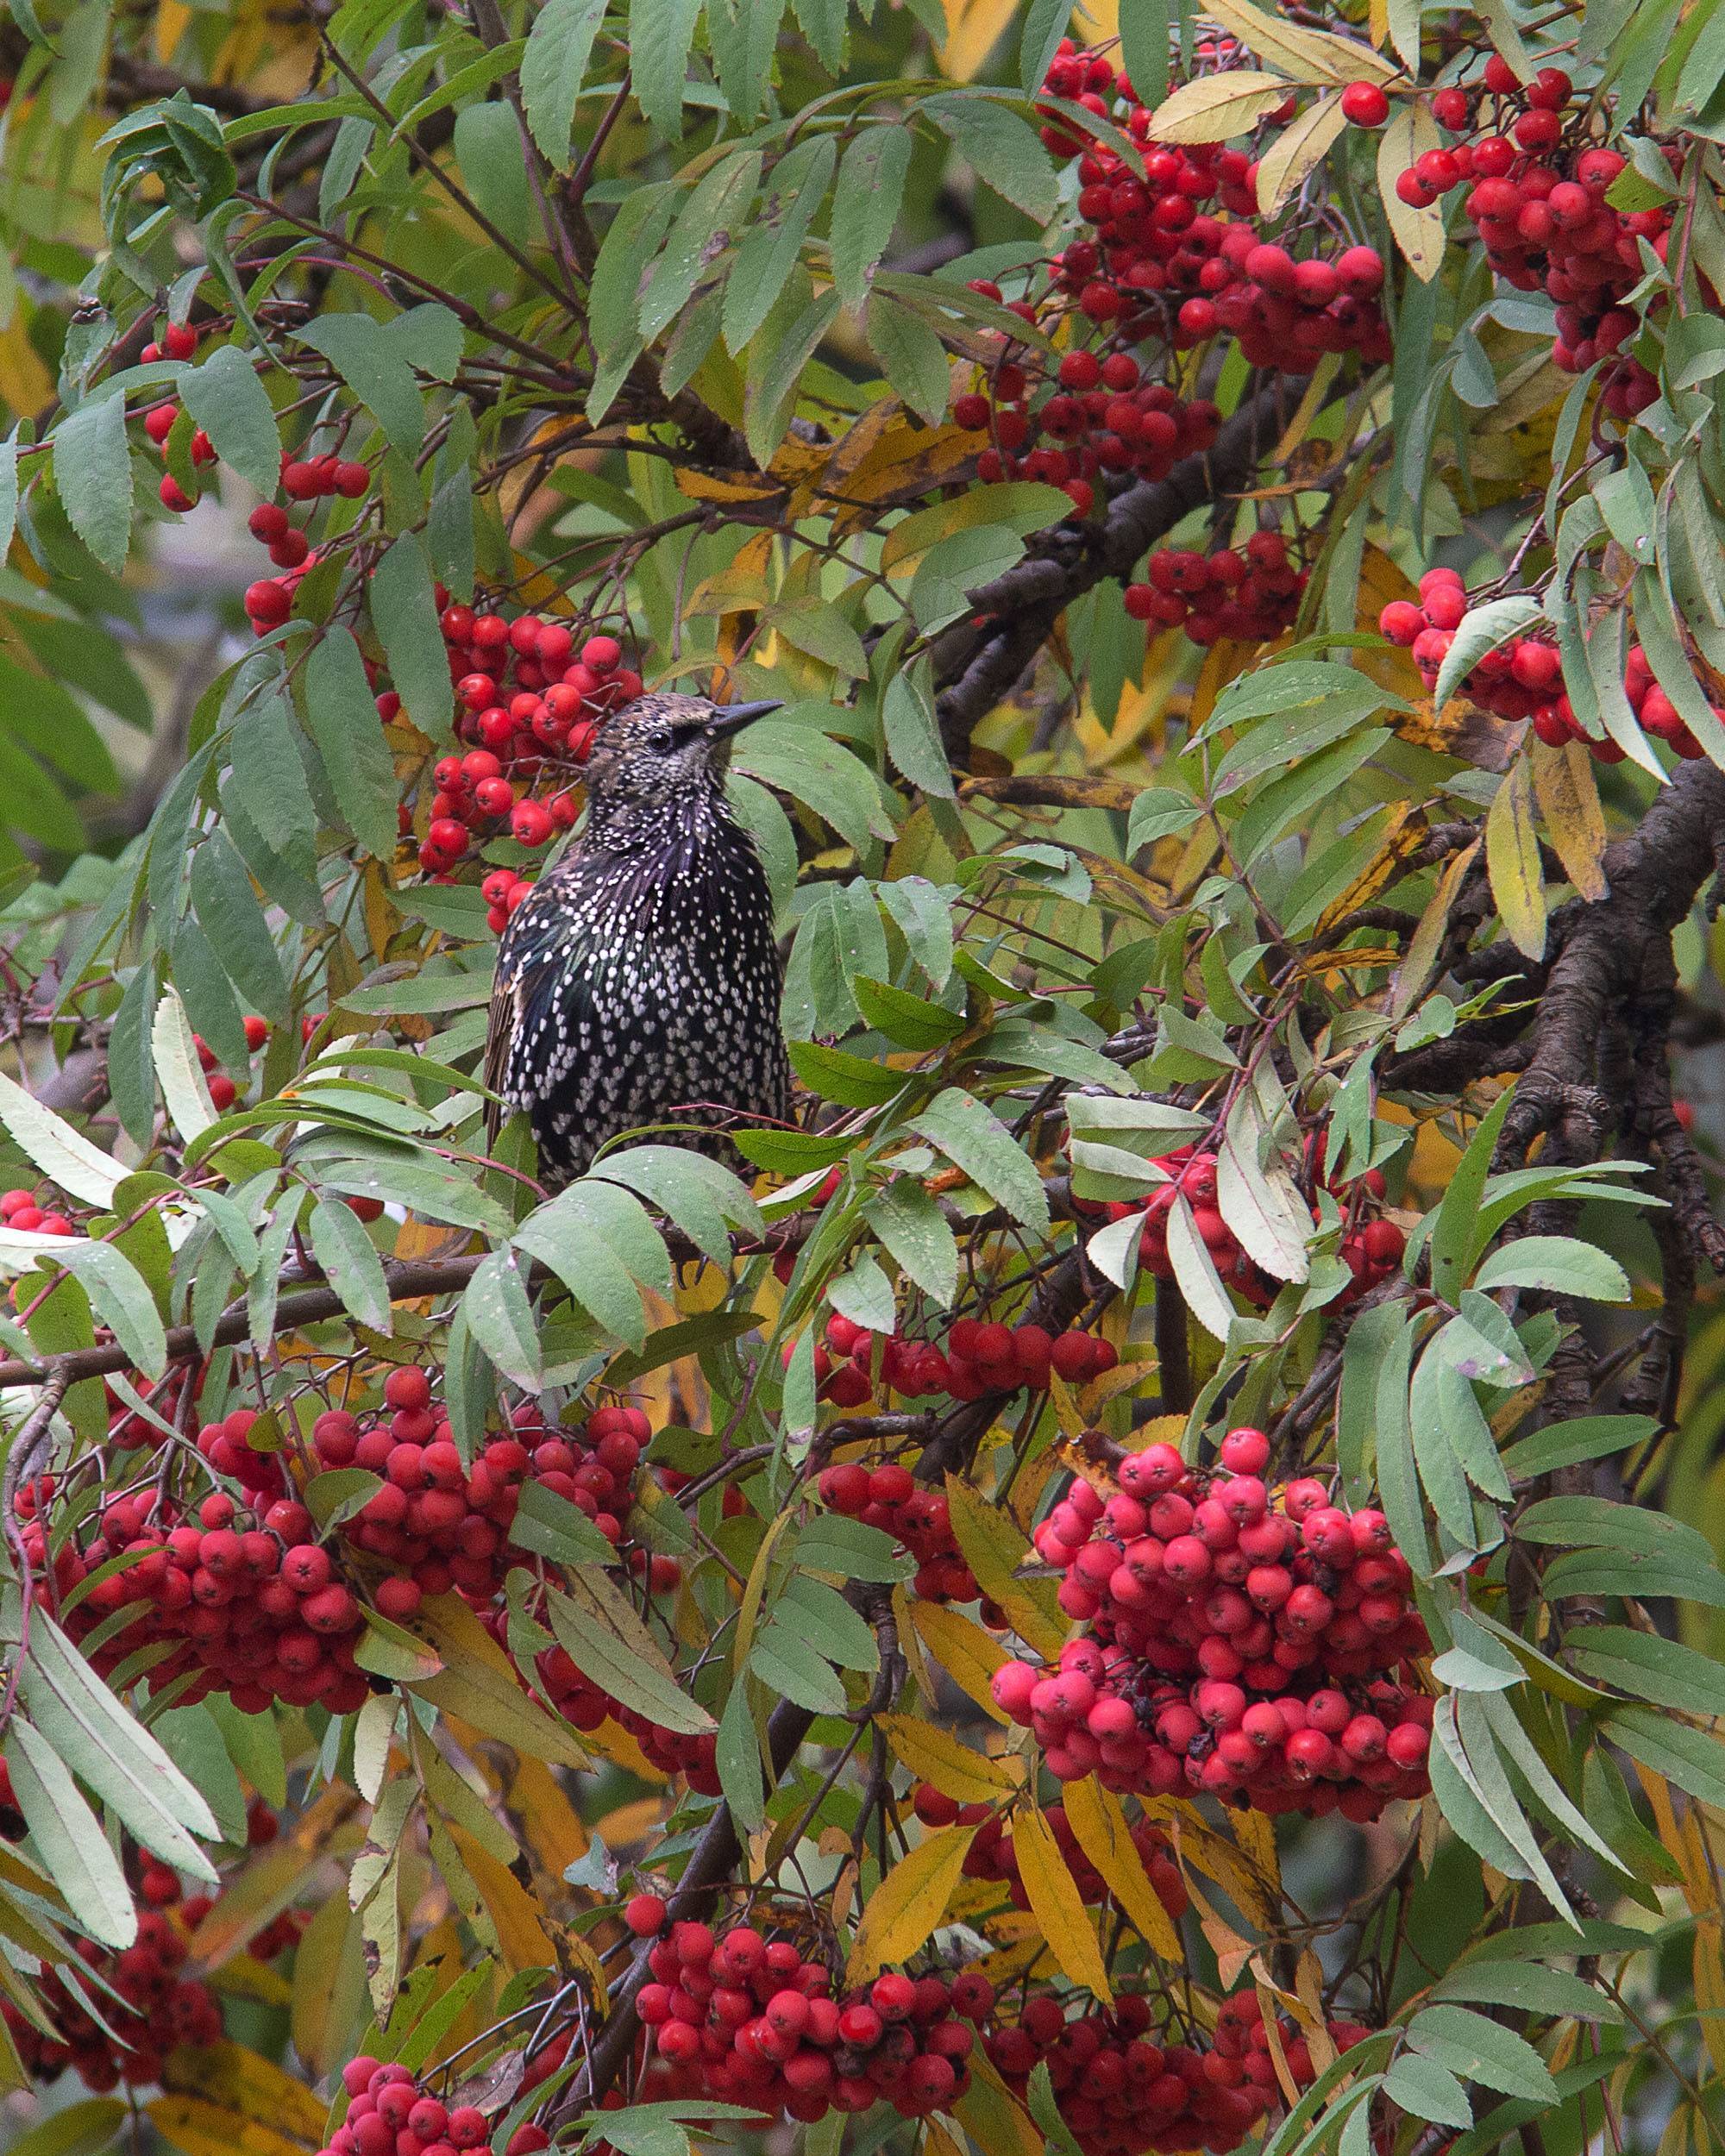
[189,1786,361,1971]
[957,772,1141,814]
[1390,837,1482,1020]
[159,2042,325,2145]
[1164,1807,1280,1930]
[1149,72,1295,143]
[445,1824,557,1977]
[1312,805,1428,939]
[734,1507,795,1676]
[1696,1924,1725,2082]
[1485,754,1547,960]
[1378,102,1446,280]
[289,1891,361,2080]
[943,1474,1067,1661]
[498,1752,591,1887]
[1530,736,1609,901]
[409,1594,591,1769]
[935,0,1024,83]
[1062,1777,1180,1958]
[148,2096,317,2156]
[1256,96,1349,216]
[846,1824,977,1984]
[1203,0,1399,83]
[878,1714,1023,1802]
[0,316,52,417]
[909,1597,1012,1722]
[923,2111,969,2156]
[673,468,783,505]
[154,0,193,61]
[1011,1808,1112,2000]
[955,2051,1043,2156]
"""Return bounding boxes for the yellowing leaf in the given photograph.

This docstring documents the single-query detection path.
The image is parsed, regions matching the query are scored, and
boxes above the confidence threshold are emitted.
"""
[1530,736,1609,900]
[955,2052,1043,2156]
[445,1824,557,1976]
[943,1475,1068,1660]
[935,0,1023,82]
[846,1823,977,1984]
[1256,94,1348,215]
[498,1752,591,1886]
[1165,1809,1280,1930]
[160,2041,326,2145]
[908,1596,1012,1722]
[410,1595,590,1770]
[878,1714,1023,1802]
[1312,804,1428,938]
[673,468,783,505]
[147,2095,317,2156]
[1391,837,1482,1020]
[1148,71,1295,142]
[188,1786,360,1971]
[1485,754,1547,960]
[1378,101,1446,280]
[1010,1808,1112,2001]
[1062,1777,1180,1958]
[1203,0,1399,83]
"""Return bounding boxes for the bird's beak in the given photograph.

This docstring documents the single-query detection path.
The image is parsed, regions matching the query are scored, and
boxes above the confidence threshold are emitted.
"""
[706,699,782,739]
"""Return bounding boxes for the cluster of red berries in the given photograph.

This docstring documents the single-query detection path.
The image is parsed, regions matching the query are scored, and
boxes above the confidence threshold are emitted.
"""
[808,1312,1120,1411]
[312,1384,668,1611]
[533,1640,722,1791]
[136,322,212,515]
[3,1912,223,2091]
[991,1430,1433,1820]
[954,354,1221,517]
[1036,44,1390,361]
[632,1907,994,2125]
[1381,570,1718,763]
[1095,1142,1402,1308]
[1124,532,1308,648]
[985,1989,1370,2156]
[241,448,376,629]
[815,1461,984,1611]
[955,1801,1188,1934]
[182,1015,273,1112]
[33,1479,373,1717]
[0,1187,73,1235]
[1398,57,1665,420]
[323,2057,546,2156]
[420,605,640,873]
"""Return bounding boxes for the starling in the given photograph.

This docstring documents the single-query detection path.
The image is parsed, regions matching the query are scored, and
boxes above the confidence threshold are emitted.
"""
[484,693,792,1189]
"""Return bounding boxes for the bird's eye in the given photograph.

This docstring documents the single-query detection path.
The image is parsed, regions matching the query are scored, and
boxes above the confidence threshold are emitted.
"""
[645,726,674,753]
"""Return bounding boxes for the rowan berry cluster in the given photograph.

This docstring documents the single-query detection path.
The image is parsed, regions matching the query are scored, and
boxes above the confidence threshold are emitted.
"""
[815,1461,983,1610]
[1097,1142,1402,1308]
[323,2057,546,2156]
[811,1312,1120,1411]
[3,1915,223,2091]
[1124,532,1307,647]
[0,1187,73,1235]
[956,1802,1189,1933]
[534,1639,724,1790]
[984,1988,1371,2156]
[991,1431,1433,1820]
[422,605,641,874]
[1381,570,1719,763]
[632,1907,994,2125]
[1396,56,1665,421]
[36,1479,373,1717]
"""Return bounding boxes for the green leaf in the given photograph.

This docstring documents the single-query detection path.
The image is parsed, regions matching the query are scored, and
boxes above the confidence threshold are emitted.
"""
[0,1069,124,1208]
[925,94,1059,219]
[189,828,292,1025]
[750,1621,848,1714]
[1433,595,1543,713]
[50,1242,167,1378]
[1384,2053,1472,2129]
[743,286,839,465]
[1570,1625,1725,1716]
[1499,1413,1655,1478]
[1118,0,1170,104]
[588,1144,762,1264]
[302,627,404,863]
[777,1573,880,1671]
[514,1180,667,1346]
[864,1178,959,1304]
[1433,1960,1623,2024]
[1471,1235,1630,1302]
[460,1248,543,1388]
[546,1576,713,1733]
[911,1087,1049,1230]
[869,297,953,428]
[152,987,218,1142]
[508,1477,620,1566]
[789,1039,904,1108]
[794,1513,909,1583]
[1406,2005,1558,2104]
[853,975,964,1050]
[630,0,702,137]
[308,1196,392,1333]
[1430,1087,1516,1303]
[723,136,836,352]
[1606,1705,1725,1808]
[53,395,132,574]
[304,1468,385,1532]
[5,1721,135,1947]
[641,151,762,340]
[881,655,957,796]
[520,0,610,165]
[296,313,425,450]
[371,535,452,739]
[178,343,280,494]
[229,683,316,854]
[716,1677,766,1833]
[830,128,913,308]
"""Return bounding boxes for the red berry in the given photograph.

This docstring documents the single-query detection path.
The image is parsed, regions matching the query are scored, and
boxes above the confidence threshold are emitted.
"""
[625,1893,668,1937]
[163,322,198,360]
[1339,81,1390,128]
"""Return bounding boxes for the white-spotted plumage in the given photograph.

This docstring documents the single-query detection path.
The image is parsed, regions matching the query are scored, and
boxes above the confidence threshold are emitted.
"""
[484,693,791,1189]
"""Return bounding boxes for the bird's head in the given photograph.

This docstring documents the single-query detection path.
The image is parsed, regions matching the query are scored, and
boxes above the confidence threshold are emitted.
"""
[582,693,781,821]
